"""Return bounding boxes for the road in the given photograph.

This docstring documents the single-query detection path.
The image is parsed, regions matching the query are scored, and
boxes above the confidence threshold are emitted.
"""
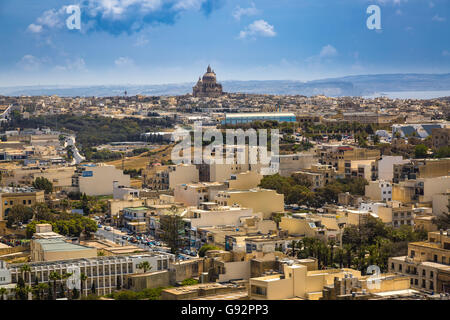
[65,135,86,164]
[95,227,196,260]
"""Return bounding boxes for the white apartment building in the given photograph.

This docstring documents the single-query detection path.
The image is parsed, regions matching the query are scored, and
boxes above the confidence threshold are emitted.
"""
[73,163,130,196]
[183,203,260,229]
[377,156,409,181]
[113,181,140,200]
[174,182,226,206]
[365,180,393,201]
[5,253,172,296]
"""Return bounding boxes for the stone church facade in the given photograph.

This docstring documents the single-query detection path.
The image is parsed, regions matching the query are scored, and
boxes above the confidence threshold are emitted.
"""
[192,65,224,98]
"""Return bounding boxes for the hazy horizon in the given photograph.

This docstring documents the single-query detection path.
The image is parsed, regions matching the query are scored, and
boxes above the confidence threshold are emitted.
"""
[1,1,449,87]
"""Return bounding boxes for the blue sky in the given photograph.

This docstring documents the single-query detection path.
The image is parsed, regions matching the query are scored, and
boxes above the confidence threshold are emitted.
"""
[0,0,449,86]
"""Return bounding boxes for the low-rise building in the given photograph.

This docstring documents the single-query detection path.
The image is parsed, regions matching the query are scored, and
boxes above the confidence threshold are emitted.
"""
[389,230,450,293]
[215,188,284,219]
[0,187,45,221]
[248,260,361,300]
[5,253,172,296]
[73,163,130,196]
[293,164,336,190]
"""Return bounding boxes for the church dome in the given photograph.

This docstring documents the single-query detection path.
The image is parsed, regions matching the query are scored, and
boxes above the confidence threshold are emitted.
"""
[202,65,216,82]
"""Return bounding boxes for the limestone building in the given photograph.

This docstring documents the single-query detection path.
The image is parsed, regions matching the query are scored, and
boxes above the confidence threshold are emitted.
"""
[192,65,224,98]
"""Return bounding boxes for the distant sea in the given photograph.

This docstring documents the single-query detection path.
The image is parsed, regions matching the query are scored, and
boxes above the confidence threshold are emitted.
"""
[363,90,450,100]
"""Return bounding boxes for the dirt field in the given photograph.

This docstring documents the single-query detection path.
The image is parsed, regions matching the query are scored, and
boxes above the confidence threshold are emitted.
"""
[106,144,173,170]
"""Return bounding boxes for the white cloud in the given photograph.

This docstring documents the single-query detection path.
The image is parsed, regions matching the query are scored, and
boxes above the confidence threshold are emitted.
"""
[54,58,87,72]
[134,35,149,47]
[443,50,450,57]
[87,0,163,19]
[319,45,338,58]
[432,15,446,22]
[376,0,405,5]
[27,24,43,33]
[232,2,260,21]
[17,55,42,71]
[172,0,202,11]
[28,0,222,35]
[37,7,66,28]
[239,20,276,39]
[115,56,134,66]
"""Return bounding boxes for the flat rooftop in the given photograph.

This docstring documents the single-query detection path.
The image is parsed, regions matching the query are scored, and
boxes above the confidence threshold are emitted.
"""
[35,238,93,252]
[124,207,149,211]
[225,112,295,118]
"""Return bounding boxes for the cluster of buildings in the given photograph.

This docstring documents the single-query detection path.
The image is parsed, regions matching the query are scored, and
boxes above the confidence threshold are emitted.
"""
[0,67,449,300]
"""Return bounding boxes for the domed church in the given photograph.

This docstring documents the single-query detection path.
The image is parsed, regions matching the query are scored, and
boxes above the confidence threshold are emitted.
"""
[192,65,224,98]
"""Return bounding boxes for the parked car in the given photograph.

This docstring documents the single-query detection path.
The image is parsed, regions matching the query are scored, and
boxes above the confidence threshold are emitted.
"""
[104,226,112,231]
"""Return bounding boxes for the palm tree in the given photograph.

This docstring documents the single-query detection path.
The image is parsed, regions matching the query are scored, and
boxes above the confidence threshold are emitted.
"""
[289,240,297,257]
[0,287,7,300]
[80,273,88,298]
[328,239,336,267]
[20,264,31,287]
[138,261,152,273]
[49,271,61,300]
[61,272,73,298]
[23,286,33,300]
[36,283,49,300]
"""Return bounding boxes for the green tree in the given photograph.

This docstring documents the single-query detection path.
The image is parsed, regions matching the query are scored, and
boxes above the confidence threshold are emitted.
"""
[434,146,450,158]
[36,283,49,300]
[49,271,61,300]
[181,278,199,286]
[414,144,428,158]
[138,261,152,273]
[32,177,53,194]
[198,244,220,257]
[0,287,7,300]
[80,273,88,297]
[6,204,33,228]
[20,264,31,287]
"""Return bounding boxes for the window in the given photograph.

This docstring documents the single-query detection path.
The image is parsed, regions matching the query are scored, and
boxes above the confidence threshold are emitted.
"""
[252,286,267,296]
